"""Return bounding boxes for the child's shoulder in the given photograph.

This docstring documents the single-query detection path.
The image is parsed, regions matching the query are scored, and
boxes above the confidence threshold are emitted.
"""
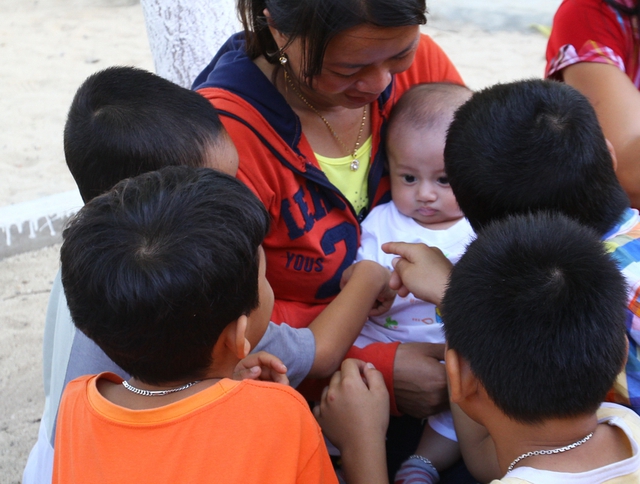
[598,402,640,431]
[231,379,310,408]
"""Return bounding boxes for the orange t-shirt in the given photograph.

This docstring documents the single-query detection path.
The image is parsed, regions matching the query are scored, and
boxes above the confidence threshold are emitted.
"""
[53,373,337,483]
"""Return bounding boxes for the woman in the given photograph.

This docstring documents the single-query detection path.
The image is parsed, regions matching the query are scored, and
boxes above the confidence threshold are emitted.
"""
[193,0,462,418]
[546,0,640,208]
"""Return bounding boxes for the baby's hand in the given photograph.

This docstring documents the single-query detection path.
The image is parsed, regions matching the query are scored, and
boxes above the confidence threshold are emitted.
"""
[314,359,389,452]
[232,351,289,385]
[382,242,452,306]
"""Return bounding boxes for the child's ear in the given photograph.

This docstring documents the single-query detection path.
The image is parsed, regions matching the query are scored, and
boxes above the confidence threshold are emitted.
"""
[445,348,478,404]
[445,348,463,403]
[605,138,618,172]
[224,315,251,360]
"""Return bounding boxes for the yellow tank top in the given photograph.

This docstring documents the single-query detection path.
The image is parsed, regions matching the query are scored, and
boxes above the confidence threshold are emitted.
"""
[315,136,372,215]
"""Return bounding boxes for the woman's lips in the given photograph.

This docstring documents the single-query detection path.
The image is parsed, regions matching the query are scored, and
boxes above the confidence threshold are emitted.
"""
[345,92,379,106]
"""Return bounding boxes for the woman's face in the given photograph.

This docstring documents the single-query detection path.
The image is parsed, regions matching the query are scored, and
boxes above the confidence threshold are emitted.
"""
[281,23,421,109]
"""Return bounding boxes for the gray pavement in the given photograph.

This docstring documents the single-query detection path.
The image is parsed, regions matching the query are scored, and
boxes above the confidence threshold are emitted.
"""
[429,0,563,31]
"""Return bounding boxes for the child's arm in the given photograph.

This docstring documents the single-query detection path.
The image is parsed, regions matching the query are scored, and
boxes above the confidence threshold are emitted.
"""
[450,403,502,482]
[314,359,390,484]
[307,260,392,378]
[382,242,453,306]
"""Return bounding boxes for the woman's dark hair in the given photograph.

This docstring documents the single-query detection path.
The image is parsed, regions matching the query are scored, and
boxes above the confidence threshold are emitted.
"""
[238,0,426,81]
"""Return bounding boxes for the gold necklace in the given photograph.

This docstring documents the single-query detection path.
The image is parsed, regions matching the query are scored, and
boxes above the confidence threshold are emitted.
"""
[284,70,367,171]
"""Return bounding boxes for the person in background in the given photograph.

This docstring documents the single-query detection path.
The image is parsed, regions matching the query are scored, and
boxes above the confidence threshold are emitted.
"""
[546,0,640,208]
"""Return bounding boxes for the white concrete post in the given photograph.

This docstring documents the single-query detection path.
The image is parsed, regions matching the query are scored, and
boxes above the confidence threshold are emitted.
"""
[140,0,241,87]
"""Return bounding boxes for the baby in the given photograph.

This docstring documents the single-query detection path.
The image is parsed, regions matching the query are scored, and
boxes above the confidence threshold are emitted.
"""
[354,82,473,483]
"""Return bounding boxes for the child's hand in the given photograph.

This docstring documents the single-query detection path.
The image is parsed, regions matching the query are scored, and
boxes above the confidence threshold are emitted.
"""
[314,359,389,452]
[232,351,289,385]
[341,261,396,316]
[382,242,453,306]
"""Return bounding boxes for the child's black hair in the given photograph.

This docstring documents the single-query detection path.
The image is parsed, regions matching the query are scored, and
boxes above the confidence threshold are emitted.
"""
[64,66,229,203]
[442,212,628,422]
[60,166,270,385]
[444,79,629,235]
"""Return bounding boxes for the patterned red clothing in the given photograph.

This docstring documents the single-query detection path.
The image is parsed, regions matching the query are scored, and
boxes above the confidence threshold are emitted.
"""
[546,0,640,87]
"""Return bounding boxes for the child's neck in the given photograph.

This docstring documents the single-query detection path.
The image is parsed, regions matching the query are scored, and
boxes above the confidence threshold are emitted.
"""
[487,412,632,475]
[99,357,240,411]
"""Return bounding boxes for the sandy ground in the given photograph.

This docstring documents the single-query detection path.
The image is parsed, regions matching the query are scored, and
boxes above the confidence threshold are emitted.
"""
[0,1,549,481]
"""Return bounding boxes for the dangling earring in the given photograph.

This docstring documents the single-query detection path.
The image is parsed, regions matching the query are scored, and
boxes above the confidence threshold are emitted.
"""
[278,50,289,94]
[279,50,288,65]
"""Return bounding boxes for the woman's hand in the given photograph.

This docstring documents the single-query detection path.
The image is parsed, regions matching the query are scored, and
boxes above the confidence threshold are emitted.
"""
[563,62,640,208]
[393,342,448,418]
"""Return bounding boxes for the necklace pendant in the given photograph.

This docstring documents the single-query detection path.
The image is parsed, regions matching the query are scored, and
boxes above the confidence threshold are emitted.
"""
[350,159,359,171]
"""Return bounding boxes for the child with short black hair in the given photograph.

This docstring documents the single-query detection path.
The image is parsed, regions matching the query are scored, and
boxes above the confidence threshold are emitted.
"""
[443,79,640,415]
[24,66,241,484]
[353,82,473,483]
[316,212,640,483]
[64,66,239,203]
[54,166,338,483]
[444,78,629,236]
[442,212,636,482]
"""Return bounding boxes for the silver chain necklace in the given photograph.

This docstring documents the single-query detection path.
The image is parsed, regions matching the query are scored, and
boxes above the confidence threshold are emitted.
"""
[122,379,201,397]
[507,431,595,472]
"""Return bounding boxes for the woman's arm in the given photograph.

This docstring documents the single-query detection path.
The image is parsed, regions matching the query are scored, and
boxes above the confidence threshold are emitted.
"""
[562,62,640,208]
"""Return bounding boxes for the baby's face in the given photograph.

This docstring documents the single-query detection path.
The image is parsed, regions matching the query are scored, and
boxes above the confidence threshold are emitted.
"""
[388,125,463,229]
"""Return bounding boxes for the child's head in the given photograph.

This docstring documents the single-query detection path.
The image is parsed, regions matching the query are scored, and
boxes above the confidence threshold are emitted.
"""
[387,83,471,229]
[64,66,238,203]
[443,212,627,423]
[60,166,272,385]
[445,79,629,235]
